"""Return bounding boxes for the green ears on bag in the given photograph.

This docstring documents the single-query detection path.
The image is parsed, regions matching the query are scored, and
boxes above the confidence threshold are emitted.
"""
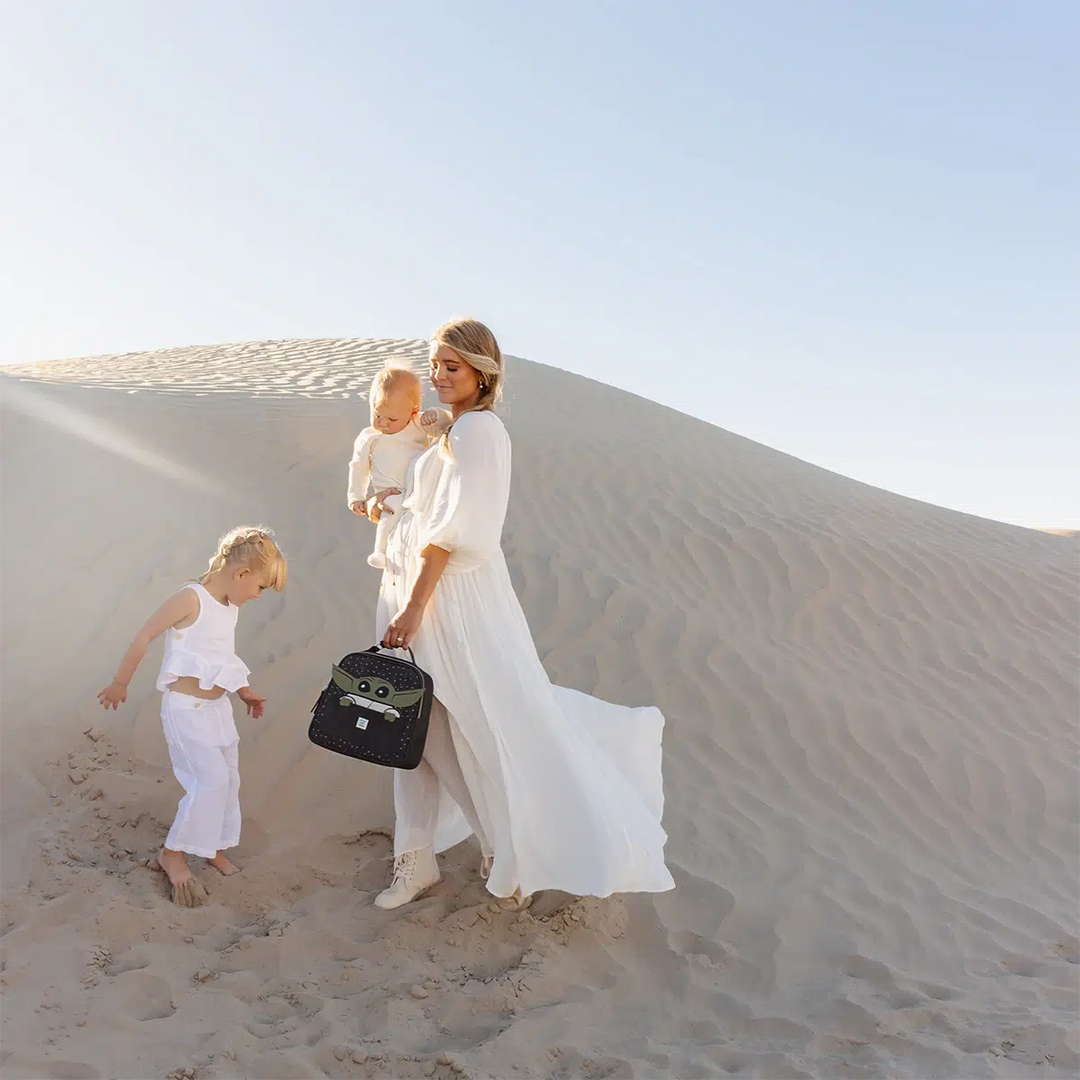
[332,665,426,710]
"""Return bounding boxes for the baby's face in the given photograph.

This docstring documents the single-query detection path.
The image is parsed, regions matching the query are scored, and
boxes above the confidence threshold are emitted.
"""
[371,390,418,435]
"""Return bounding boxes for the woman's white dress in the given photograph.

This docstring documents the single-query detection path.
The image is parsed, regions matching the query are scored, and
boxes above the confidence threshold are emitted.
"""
[377,411,674,899]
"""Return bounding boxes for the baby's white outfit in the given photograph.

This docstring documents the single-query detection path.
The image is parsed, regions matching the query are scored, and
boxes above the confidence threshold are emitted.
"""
[156,582,250,858]
[348,420,437,570]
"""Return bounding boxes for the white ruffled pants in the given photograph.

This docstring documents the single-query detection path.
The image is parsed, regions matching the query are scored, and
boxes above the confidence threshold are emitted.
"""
[161,691,241,858]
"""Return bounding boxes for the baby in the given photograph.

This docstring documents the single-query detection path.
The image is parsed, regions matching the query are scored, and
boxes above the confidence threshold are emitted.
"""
[348,363,449,569]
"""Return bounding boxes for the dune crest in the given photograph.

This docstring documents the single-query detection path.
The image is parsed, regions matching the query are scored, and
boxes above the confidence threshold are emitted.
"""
[2,338,1077,1079]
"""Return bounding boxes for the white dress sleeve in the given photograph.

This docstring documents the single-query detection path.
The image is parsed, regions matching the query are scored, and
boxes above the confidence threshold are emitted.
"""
[417,412,511,571]
[347,428,379,508]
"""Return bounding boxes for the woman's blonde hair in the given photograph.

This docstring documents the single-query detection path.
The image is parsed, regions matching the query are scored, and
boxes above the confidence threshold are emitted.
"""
[202,526,287,591]
[430,318,504,429]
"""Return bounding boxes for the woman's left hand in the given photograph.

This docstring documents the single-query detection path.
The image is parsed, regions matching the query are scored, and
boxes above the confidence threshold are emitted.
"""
[383,603,424,650]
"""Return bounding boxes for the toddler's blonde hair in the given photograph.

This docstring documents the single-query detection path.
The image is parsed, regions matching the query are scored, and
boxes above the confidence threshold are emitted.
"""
[202,526,287,591]
[370,361,422,417]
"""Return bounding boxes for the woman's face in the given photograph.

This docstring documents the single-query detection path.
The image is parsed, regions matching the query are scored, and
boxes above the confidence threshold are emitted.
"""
[430,343,482,411]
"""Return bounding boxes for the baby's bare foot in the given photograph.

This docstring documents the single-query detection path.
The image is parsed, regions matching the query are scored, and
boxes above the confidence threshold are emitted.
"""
[208,852,240,876]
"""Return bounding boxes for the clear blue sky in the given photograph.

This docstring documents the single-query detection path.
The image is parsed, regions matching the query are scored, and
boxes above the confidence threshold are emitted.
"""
[2,1,1077,529]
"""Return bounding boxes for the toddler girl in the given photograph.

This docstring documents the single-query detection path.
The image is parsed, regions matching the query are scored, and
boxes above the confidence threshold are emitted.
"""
[97,526,287,907]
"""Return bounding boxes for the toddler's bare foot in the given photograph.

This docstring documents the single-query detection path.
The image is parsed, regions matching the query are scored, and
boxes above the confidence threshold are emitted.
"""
[208,852,240,876]
[148,848,209,907]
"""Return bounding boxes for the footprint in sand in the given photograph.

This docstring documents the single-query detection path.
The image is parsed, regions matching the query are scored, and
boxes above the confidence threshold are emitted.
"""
[1052,936,1079,964]
[0,1058,103,1079]
[114,970,177,1022]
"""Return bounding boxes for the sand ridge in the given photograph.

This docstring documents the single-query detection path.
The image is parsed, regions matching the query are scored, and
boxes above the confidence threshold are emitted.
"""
[1,338,432,398]
[1,338,1077,1079]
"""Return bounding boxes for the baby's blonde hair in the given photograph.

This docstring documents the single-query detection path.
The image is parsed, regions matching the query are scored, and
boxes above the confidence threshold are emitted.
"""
[370,362,422,417]
[202,526,287,591]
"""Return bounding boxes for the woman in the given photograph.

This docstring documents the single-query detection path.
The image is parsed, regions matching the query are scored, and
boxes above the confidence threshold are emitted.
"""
[374,318,675,909]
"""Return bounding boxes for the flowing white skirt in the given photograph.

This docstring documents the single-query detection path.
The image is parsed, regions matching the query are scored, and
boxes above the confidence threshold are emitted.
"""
[377,513,675,899]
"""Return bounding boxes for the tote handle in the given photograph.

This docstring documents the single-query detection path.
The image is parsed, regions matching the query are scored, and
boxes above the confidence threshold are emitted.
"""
[368,643,417,665]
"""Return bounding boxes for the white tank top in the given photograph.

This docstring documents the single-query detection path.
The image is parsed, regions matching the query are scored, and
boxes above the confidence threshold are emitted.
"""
[156,582,251,693]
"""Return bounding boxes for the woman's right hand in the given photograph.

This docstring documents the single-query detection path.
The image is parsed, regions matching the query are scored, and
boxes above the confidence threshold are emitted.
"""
[382,602,425,650]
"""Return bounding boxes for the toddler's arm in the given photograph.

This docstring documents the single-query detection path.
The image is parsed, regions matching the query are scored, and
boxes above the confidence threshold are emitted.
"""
[97,588,199,708]
[237,686,265,718]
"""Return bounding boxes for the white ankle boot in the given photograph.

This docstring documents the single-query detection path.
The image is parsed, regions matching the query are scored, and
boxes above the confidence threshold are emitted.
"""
[374,846,440,909]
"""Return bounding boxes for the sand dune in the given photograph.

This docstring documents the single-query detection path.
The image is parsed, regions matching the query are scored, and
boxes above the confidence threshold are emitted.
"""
[1,338,1077,1080]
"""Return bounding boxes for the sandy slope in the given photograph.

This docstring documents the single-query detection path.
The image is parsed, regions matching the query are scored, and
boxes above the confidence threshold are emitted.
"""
[1,338,1077,1080]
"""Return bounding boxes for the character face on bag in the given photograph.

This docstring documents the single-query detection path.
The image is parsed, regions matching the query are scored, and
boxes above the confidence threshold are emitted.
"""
[331,665,425,722]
